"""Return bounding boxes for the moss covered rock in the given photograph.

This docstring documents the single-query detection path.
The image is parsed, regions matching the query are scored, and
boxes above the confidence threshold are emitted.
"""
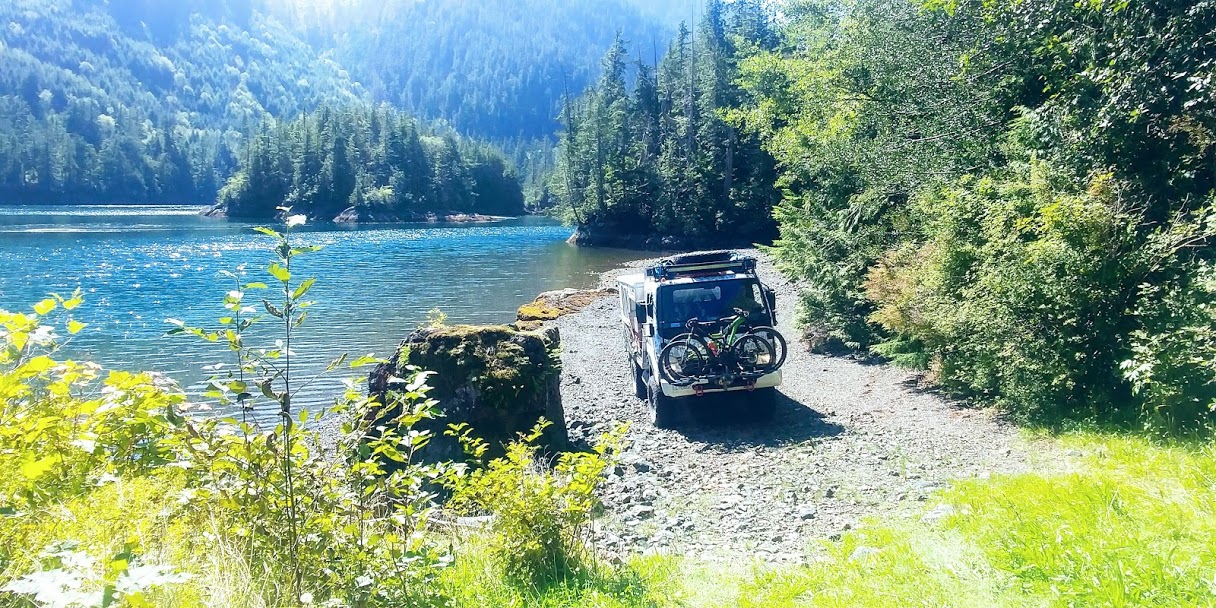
[517,288,616,322]
[369,324,567,462]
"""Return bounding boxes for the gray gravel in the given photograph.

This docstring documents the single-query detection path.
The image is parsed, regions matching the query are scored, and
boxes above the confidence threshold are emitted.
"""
[552,250,1054,564]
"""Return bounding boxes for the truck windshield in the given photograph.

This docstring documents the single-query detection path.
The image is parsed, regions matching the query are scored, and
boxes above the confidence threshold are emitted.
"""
[657,279,770,338]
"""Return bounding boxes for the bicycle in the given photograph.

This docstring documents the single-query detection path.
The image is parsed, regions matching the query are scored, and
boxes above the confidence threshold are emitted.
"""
[658,308,779,387]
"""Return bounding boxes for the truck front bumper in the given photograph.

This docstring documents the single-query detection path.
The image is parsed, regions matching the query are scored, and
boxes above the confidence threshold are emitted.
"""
[660,370,782,398]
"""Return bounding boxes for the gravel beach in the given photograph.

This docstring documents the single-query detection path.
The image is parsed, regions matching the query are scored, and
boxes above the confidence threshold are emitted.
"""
[553,251,1054,563]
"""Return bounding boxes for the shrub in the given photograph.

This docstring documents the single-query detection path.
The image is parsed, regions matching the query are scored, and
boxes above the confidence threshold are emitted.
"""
[1124,261,1216,431]
[0,294,184,513]
[1,299,197,605]
[165,213,455,606]
[865,160,1216,425]
[446,421,624,588]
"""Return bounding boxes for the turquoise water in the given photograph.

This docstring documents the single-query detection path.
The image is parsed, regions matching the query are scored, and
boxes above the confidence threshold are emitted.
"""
[0,205,649,416]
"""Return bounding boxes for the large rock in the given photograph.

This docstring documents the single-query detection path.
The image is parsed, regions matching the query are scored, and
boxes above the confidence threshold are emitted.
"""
[368,324,567,463]
[517,288,616,322]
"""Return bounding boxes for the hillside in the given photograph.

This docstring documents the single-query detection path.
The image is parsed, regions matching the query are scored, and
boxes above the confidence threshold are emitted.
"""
[266,0,691,140]
[0,0,367,203]
[0,0,685,205]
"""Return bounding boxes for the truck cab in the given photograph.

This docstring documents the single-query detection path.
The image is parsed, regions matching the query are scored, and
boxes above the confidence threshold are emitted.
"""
[618,251,782,428]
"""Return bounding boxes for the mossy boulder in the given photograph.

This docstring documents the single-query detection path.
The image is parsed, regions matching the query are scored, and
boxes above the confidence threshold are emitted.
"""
[517,288,616,322]
[369,324,567,463]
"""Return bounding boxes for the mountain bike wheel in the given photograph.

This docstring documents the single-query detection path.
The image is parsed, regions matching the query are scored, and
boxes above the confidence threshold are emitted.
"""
[730,333,776,375]
[659,334,712,385]
[746,326,787,371]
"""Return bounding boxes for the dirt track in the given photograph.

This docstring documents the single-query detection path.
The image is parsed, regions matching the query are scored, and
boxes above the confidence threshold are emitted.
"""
[553,252,1052,563]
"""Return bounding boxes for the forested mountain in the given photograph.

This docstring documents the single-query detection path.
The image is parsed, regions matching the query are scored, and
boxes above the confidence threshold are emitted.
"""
[0,0,366,204]
[552,0,781,247]
[264,0,688,140]
[0,0,687,205]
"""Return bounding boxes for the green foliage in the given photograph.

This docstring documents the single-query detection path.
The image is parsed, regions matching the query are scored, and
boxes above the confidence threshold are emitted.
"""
[738,0,1216,426]
[719,433,1216,607]
[0,298,199,606]
[424,308,449,329]
[553,2,782,244]
[163,213,459,605]
[438,547,677,608]
[1,475,202,608]
[447,421,625,588]
[0,291,182,514]
[1124,261,1216,430]
[218,107,524,220]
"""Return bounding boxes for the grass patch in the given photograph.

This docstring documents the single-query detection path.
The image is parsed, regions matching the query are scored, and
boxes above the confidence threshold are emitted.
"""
[706,433,1216,607]
[437,536,679,608]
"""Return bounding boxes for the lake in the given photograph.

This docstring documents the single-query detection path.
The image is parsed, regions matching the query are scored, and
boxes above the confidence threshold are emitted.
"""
[0,205,651,417]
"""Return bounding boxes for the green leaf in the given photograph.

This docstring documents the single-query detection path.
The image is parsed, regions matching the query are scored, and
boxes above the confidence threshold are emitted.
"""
[244,282,269,290]
[292,278,316,300]
[263,300,284,319]
[325,353,349,372]
[253,227,281,238]
[268,263,291,283]
[350,354,384,368]
[62,291,84,311]
[33,299,56,315]
[21,455,60,480]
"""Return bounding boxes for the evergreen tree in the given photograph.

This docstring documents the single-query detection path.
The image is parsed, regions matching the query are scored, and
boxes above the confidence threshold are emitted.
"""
[552,1,779,245]
[218,105,524,220]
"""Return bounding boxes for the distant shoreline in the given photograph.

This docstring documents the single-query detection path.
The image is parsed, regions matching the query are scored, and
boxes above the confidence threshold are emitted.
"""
[203,204,519,225]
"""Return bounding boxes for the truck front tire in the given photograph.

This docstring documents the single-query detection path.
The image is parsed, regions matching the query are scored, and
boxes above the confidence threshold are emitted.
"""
[647,377,681,429]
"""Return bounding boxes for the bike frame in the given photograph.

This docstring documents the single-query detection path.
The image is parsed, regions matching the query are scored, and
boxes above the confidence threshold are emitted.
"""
[700,314,749,352]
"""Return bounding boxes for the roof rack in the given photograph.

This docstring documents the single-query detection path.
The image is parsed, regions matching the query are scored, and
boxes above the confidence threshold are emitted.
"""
[646,252,757,280]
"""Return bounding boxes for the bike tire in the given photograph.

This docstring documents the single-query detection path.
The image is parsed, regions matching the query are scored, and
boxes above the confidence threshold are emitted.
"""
[730,333,776,375]
[658,333,712,385]
[746,326,788,371]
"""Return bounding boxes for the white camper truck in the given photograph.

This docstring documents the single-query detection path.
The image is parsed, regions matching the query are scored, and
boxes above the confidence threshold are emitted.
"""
[618,251,784,428]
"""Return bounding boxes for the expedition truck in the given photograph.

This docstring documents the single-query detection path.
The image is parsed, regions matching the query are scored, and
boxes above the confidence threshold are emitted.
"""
[617,251,782,428]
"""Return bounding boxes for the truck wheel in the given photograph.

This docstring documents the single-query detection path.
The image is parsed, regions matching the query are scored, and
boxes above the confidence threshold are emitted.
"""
[648,377,681,429]
[745,387,778,423]
[632,362,647,400]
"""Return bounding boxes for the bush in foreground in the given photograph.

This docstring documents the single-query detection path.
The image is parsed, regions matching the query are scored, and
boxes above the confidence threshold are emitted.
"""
[0,216,647,607]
